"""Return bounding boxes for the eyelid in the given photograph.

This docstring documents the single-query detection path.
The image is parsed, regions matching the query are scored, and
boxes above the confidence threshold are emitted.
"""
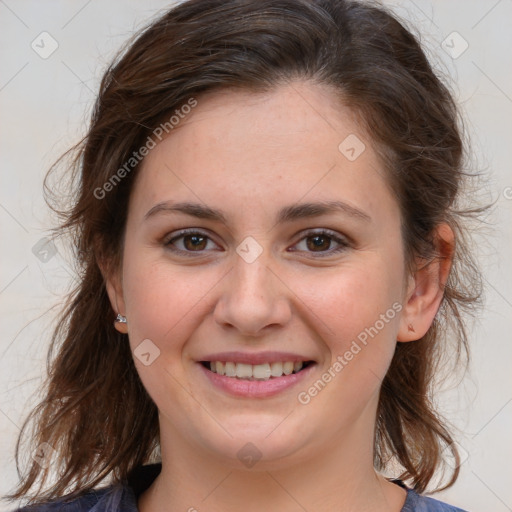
[288,228,350,256]
[164,227,214,242]
[163,228,222,255]
[163,227,350,257]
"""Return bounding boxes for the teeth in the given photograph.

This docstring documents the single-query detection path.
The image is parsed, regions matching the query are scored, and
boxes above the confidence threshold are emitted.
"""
[253,363,271,380]
[206,361,307,380]
[236,363,252,379]
[283,361,294,375]
[225,362,236,377]
[270,362,283,377]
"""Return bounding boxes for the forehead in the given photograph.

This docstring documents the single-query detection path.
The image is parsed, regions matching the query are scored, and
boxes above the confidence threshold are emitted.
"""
[129,81,399,227]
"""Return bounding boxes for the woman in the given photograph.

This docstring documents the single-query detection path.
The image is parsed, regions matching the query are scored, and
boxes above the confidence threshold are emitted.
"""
[7,0,483,510]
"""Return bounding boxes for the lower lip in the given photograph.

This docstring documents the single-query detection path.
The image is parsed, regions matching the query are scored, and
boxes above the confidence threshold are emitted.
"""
[197,362,316,398]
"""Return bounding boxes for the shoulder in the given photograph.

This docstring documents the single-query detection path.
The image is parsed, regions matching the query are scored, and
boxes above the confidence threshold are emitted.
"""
[11,464,162,512]
[12,483,137,512]
[403,488,468,512]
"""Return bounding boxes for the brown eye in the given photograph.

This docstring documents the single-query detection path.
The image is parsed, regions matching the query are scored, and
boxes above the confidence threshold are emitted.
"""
[291,229,349,257]
[306,234,332,252]
[182,234,207,251]
[164,229,220,256]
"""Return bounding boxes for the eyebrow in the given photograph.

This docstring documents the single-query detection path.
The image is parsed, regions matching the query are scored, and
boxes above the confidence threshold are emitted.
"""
[144,199,372,224]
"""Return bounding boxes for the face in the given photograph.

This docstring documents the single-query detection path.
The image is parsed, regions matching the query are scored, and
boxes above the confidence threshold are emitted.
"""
[108,81,414,470]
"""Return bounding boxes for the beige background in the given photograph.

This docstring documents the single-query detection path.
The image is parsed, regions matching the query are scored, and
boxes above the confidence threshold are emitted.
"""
[1,1,511,510]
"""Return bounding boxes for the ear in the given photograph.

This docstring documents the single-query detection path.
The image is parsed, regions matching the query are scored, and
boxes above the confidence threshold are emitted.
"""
[397,223,455,342]
[97,255,128,335]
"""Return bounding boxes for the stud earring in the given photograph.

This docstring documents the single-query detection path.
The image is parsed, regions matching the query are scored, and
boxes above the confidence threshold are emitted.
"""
[407,324,415,333]
[115,313,127,324]
[114,313,128,334]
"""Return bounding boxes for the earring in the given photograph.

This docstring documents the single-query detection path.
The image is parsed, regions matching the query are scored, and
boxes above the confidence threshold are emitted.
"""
[115,313,127,324]
[407,324,415,333]
[114,313,128,334]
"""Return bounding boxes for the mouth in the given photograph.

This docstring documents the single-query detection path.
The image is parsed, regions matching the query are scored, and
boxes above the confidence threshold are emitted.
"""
[199,360,316,381]
[197,358,317,398]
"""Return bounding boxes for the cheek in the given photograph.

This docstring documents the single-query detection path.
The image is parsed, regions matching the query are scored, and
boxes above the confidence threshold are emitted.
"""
[120,248,222,351]
[294,265,402,423]
[293,260,402,343]
[119,252,213,407]
[295,257,404,403]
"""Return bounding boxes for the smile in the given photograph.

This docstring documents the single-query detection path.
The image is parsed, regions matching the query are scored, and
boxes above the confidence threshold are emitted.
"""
[201,360,314,380]
[197,359,317,398]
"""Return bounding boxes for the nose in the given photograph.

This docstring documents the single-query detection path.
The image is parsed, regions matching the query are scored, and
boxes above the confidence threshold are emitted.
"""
[213,250,292,337]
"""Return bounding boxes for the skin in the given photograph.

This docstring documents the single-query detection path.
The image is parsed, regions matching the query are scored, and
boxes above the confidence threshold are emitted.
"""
[105,81,454,512]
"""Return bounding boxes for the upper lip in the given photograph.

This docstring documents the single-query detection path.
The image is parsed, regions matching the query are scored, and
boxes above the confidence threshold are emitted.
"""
[198,351,316,365]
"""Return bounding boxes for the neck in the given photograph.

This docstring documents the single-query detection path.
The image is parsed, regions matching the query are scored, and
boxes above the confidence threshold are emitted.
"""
[138,415,406,512]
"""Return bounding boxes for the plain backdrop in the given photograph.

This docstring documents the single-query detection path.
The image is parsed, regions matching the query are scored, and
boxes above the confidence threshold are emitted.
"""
[0,1,511,511]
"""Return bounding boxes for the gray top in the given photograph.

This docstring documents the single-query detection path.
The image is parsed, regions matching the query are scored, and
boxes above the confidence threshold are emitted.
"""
[14,464,468,512]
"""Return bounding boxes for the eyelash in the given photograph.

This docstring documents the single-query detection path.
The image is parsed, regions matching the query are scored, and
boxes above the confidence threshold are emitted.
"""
[163,228,350,258]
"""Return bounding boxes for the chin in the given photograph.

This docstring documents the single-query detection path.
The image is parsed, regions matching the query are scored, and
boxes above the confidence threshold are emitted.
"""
[198,425,313,471]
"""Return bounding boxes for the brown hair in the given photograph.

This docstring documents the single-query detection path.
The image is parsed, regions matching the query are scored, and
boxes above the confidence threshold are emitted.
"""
[8,0,484,504]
